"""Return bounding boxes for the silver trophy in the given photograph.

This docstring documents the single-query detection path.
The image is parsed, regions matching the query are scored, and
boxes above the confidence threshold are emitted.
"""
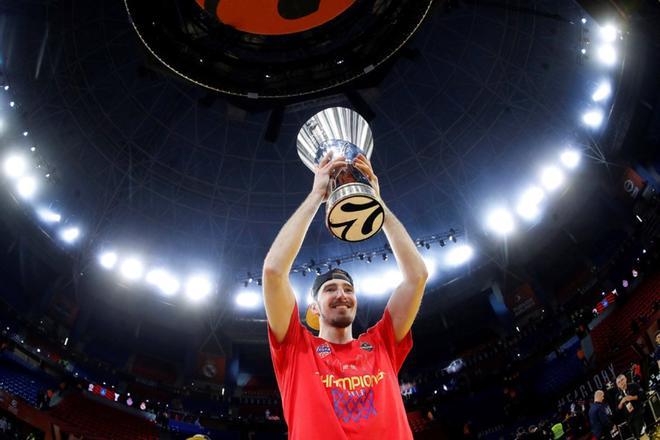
[297,107,385,242]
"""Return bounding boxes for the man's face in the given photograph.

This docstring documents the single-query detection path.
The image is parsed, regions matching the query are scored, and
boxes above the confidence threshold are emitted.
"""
[656,333,660,345]
[314,279,357,329]
[616,376,627,390]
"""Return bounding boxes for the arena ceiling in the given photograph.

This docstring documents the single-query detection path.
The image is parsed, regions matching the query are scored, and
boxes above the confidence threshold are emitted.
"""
[0,0,637,350]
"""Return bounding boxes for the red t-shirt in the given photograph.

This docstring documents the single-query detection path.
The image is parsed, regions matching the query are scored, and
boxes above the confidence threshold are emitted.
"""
[268,303,413,440]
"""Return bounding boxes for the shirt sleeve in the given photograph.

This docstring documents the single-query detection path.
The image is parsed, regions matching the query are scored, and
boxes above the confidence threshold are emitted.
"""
[368,308,413,373]
[267,302,305,375]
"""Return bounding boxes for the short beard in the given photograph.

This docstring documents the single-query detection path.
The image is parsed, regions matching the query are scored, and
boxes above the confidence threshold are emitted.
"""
[320,311,354,329]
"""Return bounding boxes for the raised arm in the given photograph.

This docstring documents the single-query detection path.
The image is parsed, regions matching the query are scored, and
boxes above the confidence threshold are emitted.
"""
[262,153,346,343]
[354,155,428,342]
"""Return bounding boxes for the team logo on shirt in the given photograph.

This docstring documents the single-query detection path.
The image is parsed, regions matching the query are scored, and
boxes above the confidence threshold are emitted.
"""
[316,343,331,358]
[360,342,373,352]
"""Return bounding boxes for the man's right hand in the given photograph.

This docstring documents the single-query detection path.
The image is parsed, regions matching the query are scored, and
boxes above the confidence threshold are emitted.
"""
[311,152,347,202]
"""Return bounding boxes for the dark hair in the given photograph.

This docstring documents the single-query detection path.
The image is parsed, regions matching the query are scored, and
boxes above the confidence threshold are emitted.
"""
[311,268,354,299]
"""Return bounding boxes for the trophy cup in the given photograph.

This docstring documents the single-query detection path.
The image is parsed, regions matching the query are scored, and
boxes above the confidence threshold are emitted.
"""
[297,107,385,242]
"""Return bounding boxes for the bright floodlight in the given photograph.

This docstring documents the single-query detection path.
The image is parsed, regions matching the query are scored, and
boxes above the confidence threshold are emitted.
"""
[516,186,545,220]
[596,44,617,66]
[581,18,587,24]
[486,208,515,236]
[99,251,118,269]
[359,276,389,296]
[120,257,144,281]
[60,227,80,243]
[540,166,565,191]
[560,149,581,169]
[4,155,27,178]
[186,275,213,302]
[600,24,618,43]
[383,270,404,286]
[423,256,437,279]
[146,269,180,296]
[445,245,474,267]
[16,176,38,199]
[582,110,604,128]
[235,290,261,309]
[37,208,62,223]
[592,81,611,102]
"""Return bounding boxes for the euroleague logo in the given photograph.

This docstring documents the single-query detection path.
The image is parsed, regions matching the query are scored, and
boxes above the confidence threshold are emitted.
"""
[328,196,385,242]
[195,0,356,35]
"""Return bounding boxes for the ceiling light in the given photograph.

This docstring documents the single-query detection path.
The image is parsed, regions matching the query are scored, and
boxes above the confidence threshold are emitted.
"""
[146,269,180,296]
[99,252,118,269]
[582,110,604,127]
[516,186,545,220]
[235,290,261,309]
[486,208,515,236]
[591,81,611,102]
[540,166,564,191]
[359,276,389,296]
[581,18,587,24]
[4,155,27,178]
[445,245,474,266]
[186,275,213,302]
[560,149,581,169]
[596,44,617,66]
[37,208,62,223]
[16,176,38,199]
[60,227,80,244]
[600,24,618,43]
[120,257,144,281]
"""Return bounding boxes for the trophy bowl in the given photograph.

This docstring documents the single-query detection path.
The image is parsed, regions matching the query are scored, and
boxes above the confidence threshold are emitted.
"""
[297,107,384,242]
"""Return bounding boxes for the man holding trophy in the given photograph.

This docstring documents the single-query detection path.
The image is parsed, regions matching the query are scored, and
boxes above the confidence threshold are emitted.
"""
[262,107,428,439]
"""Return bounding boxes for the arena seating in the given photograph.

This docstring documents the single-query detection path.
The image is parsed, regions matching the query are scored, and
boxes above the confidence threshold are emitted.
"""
[49,393,158,440]
[0,358,57,406]
[589,272,660,371]
[407,410,429,433]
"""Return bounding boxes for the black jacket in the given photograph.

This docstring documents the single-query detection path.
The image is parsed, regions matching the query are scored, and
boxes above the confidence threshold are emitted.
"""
[588,402,613,439]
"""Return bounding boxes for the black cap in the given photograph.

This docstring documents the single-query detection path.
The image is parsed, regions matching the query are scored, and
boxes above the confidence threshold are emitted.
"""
[311,268,354,299]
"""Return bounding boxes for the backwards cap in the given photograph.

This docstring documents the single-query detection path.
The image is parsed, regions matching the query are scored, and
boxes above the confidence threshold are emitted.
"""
[311,268,354,299]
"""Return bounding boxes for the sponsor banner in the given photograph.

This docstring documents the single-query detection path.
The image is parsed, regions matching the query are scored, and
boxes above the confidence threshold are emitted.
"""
[504,283,539,317]
[557,364,615,408]
[197,353,226,384]
[195,0,356,35]
[621,167,646,200]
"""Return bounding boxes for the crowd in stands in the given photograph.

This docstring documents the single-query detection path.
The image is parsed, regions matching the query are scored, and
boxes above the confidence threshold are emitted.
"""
[0,248,657,439]
[0,412,42,439]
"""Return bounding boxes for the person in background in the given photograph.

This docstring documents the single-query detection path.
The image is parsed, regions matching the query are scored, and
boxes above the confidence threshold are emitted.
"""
[615,374,644,438]
[588,390,614,440]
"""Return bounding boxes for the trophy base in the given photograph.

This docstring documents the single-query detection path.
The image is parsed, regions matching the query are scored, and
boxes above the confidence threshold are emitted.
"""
[326,183,385,242]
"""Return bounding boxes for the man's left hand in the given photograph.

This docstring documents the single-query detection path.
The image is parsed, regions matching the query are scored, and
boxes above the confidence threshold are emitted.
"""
[354,154,380,199]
